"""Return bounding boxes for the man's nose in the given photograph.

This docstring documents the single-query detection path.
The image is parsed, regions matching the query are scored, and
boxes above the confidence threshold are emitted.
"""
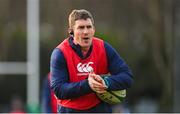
[83,28,89,34]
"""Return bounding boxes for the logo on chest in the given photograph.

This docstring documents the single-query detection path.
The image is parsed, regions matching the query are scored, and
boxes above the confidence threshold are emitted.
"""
[77,62,94,76]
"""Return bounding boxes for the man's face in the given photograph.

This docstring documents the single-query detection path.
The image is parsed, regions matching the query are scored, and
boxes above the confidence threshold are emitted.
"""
[73,18,95,50]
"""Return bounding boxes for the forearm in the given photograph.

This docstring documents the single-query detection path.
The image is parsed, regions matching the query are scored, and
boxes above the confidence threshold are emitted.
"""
[104,72,134,91]
[51,78,93,99]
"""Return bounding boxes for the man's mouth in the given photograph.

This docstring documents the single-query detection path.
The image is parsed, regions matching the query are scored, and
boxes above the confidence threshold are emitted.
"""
[83,37,89,40]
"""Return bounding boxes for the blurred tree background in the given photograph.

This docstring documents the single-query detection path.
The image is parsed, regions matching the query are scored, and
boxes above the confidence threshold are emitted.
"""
[0,0,179,113]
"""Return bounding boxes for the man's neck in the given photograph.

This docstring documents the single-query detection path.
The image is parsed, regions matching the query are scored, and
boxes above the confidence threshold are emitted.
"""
[70,37,92,58]
[81,47,90,52]
[73,38,90,54]
[81,47,90,57]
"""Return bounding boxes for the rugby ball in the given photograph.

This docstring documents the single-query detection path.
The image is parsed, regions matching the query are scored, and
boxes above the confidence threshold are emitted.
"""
[96,89,126,104]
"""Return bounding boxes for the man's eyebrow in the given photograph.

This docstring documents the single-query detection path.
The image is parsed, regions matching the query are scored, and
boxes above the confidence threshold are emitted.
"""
[78,25,85,27]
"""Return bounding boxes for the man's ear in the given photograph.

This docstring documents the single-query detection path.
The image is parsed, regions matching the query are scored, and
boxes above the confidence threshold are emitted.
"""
[68,28,74,35]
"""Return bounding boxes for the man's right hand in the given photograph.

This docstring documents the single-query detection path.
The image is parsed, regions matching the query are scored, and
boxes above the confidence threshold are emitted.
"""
[88,73,107,93]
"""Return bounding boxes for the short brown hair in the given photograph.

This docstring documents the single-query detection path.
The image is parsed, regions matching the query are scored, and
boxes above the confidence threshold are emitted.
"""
[68,9,94,34]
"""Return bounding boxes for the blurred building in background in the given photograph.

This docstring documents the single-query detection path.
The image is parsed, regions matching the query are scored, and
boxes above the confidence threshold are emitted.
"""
[0,0,180,113]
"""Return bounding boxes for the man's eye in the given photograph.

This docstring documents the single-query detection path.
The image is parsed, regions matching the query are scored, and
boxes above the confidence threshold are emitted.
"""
[87,26,92,28]
[79,26,84,29]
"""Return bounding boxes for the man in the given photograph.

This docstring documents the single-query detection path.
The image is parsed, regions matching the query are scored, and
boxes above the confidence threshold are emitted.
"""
[50,9,133,113]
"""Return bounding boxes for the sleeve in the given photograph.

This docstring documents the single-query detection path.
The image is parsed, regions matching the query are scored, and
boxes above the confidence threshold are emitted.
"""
[103,42,134,91]
[50,48,93,100]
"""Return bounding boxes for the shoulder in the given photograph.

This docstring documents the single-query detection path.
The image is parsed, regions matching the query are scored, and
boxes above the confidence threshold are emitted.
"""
[92,37,117,54]
[92,37,115,51]
[56,38,69,50]
[92,37,105,49]
[51,48,66,64]
[51,48,63,58]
